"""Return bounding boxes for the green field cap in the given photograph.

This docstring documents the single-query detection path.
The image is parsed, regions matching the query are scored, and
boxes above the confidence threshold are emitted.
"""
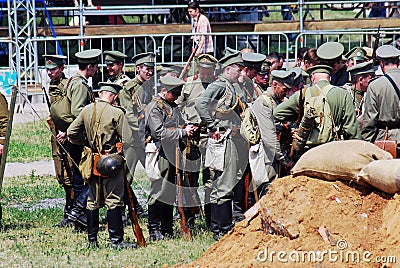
[98,82,122,95]
[306,64,333,75]
[161,63,184,75]
[317,42,344,61]
[344,47,367,62]
[376,45,400,59]
[75,49,101,64]
[198,54,218,68]
[242,52,267,72]
[131,52,155,67]
[160,76,185,95]
[104,50,127,64]
[347,60,375,77]
[218,51,244,68]
[43,54,67,69]
[271,70,295,88]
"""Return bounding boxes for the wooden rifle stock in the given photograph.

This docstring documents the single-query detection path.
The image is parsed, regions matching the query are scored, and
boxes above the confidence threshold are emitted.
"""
[179,39,201,80]
[176,146,192,240]
[123,170,146,247]
[242,164,252,211]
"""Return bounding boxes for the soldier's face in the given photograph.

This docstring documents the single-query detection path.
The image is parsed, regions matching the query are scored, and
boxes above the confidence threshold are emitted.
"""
[107,62,123,76]
[88,63,98,77]
[137,64,154,81]
[227,64,243,83]
[273,80,290,99]
[198,66,215,82]
[255,72,269,87]
[46,66,64,80]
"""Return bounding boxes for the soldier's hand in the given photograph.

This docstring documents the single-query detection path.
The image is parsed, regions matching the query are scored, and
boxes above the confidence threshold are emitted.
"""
[0,144,3,156]
[184,125,197,137]
[56,131,67,143]
[209,130,220,140]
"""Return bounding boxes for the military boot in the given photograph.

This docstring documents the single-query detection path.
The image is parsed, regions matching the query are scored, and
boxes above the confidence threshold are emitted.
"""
[54,186,74,228]
[210,203,220,241]
[87,209,99,248]
[147,203,164,241]
[218,201,233,238]
[160,203,174,238]
[107,206,137,249]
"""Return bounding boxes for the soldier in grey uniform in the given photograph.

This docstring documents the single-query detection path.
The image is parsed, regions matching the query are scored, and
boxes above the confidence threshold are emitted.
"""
[250,70,296,198]
[344,47,368,69]
[343,60,375,118]
[67,82,136,249]
[176,53,218,228]
[253,60,271,98]
[195,51,248,240]
[240,52,266,103]
[361,45,400,150]
[274,42,361,154]
[318,42,349,87]
[144,76,197,241]
[56,49,101,230]
[43,54,74,228]
[120,53,155,186]
[104,50,146,219]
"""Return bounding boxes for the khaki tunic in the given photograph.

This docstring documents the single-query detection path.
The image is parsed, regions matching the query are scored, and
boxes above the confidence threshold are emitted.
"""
[274,79,361,143]
[361,68,400,143]
[343,83,364,117]
[67,100,125,210]
[145,95,186,206]
[0,92,8,146]
[66,72,94,118]
[195,75,248,205]
[49,73,68,104]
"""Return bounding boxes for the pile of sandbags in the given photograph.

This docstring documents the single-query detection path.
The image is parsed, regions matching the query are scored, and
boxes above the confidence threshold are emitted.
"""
[291,140,400,194]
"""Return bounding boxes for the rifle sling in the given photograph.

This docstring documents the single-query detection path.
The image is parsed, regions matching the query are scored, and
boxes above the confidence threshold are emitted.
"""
[384,73,400,100]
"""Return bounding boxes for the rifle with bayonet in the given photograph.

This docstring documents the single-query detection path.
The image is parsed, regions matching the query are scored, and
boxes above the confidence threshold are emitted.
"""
[42,86,74,186]
[372,25,381,65]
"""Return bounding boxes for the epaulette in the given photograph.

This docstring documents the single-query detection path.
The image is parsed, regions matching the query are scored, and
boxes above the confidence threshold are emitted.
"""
[125,79,138,91]
[114,105,126,114]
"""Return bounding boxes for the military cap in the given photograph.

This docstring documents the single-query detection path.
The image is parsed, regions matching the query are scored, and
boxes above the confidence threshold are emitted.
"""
[317,42,344,61]
[362,47,373,59]
[160,76,185,95]
[98,82,122,95]
[376,45,400,59]
[307,64,333,75]
[75,49,102,64]
[198,54,218,68]
[225,47,239,56]
[344,47,367,62]
[161,63,184,75]
[104,50,127,64]
[271,70,295,88]
[291,67,305,85]
[347,60,375,77]
[218,51,244,68]
[131,52,155,67]
[43,54,67,69]
[242,52,267,72]
[258,60,271,75]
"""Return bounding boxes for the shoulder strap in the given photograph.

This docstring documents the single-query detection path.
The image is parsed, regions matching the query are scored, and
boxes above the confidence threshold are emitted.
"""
[384,74,400,100]
[92,102,108,152]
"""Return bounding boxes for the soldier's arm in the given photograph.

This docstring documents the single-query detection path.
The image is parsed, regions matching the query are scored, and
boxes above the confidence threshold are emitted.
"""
[147,105,186,141]
[361,85,378,142]
[273,91,300,122]
[341,91,361,140]
[195,83,224,132]
[115,109,126,139]
[0,93,8,146]
[69,83,89,118]
[67,111,86,146]
[119,87,139,131]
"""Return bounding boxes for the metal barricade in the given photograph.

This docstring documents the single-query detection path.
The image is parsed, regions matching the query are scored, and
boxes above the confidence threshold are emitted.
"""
[161,32,290,69]
[22,34,157,104]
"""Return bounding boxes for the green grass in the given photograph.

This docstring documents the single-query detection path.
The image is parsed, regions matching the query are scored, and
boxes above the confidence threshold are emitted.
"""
[8,121,52,162]
[0,157,214,267]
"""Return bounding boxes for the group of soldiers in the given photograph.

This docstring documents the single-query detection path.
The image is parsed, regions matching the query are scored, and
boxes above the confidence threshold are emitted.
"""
[41,39,400,248]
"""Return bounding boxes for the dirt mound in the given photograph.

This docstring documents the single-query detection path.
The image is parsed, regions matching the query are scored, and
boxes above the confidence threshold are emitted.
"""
[189,176,400,267]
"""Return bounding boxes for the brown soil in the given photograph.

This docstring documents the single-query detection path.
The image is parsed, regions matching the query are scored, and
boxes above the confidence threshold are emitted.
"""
[187,176,400,268]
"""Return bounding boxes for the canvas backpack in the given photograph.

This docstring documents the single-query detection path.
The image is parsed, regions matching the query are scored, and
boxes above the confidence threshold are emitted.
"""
[304,83,339,146]
[50,77,75,132]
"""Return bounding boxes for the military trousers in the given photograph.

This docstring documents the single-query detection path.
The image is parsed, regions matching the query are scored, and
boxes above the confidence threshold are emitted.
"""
[86,171,124,211]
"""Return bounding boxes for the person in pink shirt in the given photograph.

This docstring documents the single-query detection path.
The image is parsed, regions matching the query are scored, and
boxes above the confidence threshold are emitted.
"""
[188,1,214,56]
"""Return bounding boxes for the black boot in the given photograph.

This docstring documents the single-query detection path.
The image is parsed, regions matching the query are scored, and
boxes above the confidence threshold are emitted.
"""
[54,186,74,228]
[218,201,233,238]
[67,187,88,228]
[160,203,174,238]
[232,178,245,224]
[147,203,164,241]
[204,203,211,229]
[210,203,219,241]
[87,209,99,248]
[107,206,137,249]
[131,191,147,219]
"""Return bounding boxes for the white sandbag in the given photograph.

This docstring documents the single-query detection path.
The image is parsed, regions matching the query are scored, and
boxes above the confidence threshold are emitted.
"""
[291,140,393,183]
[357,159,400,194]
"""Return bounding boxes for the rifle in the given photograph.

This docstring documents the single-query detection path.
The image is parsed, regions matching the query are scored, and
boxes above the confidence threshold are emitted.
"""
[289,87,306,161]
[242,164,252,211]
[179,39,201,80]
[176,145,192,240]
[42,86,74,185]
[123,170,146,247]
[372,25,381,65]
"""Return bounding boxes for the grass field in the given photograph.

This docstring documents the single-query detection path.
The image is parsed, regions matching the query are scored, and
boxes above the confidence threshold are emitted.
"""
[1,122,215,267]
